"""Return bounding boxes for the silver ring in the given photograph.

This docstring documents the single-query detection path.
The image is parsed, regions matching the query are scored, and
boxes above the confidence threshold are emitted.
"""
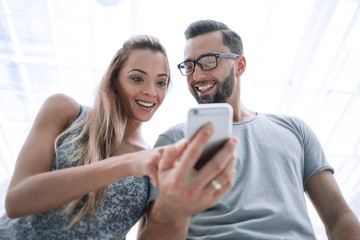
[211,179,222,190]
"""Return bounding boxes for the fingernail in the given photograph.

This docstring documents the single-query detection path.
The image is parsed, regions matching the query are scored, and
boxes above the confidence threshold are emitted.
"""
[175,138,187,148]
[205,124,214,135]
[232,137,239,144]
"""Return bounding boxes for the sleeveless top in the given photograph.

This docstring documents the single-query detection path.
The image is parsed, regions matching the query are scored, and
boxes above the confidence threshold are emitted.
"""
[0,105,150,240]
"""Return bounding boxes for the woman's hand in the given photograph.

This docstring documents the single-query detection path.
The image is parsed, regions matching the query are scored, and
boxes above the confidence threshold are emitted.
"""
[127,148,165,187]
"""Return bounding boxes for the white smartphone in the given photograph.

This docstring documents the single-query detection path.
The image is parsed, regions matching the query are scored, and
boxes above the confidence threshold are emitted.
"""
[185,103,233,170]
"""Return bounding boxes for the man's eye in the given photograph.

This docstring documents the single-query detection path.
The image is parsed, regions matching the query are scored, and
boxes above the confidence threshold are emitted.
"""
[184,64,193,73]
[183,62,193,69]
[200,55,216,64]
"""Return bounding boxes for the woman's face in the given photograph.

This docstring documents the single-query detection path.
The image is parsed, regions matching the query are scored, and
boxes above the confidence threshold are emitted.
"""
[117,49,169,123]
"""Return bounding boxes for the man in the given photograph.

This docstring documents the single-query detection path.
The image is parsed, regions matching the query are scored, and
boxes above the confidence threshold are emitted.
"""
[138,20,360,239]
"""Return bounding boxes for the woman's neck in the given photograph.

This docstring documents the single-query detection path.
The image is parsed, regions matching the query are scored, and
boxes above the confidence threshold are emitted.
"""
[114,120,148,155]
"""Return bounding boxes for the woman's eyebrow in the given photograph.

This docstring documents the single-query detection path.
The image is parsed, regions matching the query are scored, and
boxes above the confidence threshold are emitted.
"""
[128,68,147,74]
[157,73,169,78]
[128,68,168,78]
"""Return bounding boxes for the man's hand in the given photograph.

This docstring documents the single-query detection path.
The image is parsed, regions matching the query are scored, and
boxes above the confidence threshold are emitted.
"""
[138,124,238,240]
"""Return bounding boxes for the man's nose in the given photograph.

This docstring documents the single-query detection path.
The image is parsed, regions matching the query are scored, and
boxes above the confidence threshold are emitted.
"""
[193,64,207,81]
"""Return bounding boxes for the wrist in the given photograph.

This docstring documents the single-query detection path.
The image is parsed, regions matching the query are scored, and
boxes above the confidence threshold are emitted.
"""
[107,154,135,179]
[150,199,191,232]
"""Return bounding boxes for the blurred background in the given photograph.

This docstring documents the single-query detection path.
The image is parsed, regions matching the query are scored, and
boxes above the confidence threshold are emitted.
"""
[0,0,359,239]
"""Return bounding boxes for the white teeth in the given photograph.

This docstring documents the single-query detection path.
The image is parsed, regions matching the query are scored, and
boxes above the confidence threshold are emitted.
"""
[197,84,214,91]
[136,100,154,107]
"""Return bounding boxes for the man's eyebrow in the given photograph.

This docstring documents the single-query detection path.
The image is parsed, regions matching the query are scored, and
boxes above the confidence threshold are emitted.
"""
[184,52,216,62]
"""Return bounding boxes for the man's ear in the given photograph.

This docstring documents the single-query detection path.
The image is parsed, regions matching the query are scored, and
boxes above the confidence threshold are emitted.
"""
[236,56,246,77]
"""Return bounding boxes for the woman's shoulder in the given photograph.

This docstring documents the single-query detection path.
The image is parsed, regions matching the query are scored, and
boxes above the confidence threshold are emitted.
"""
[45,93,79,110]
[41,93,81,128]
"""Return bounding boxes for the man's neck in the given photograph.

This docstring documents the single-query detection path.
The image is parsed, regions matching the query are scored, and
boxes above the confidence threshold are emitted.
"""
[232,102,257,123]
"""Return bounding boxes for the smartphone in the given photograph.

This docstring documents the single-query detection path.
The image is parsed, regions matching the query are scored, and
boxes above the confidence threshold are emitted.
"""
[185,103,233,170]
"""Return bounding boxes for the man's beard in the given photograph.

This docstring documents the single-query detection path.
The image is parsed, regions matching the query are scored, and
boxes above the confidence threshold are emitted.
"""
[191,68,235,104]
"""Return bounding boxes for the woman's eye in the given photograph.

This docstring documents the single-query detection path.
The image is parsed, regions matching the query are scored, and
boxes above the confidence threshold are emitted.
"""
[157,80,168,87]
[131,77,143,83]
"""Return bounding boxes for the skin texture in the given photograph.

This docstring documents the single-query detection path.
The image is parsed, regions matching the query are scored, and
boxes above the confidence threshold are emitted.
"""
[138,31,360,240]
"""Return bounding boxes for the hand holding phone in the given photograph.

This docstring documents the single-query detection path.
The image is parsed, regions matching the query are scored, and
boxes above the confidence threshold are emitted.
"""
[185,103,233,170]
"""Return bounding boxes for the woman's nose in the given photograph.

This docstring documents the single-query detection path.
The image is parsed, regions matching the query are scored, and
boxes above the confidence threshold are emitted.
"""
[142,84,157,97]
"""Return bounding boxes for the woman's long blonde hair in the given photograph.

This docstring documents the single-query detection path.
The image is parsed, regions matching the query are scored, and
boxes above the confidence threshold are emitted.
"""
[54,35,169,228]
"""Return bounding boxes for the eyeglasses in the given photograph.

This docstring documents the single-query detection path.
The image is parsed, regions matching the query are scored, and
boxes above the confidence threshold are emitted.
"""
[177,53,240,76]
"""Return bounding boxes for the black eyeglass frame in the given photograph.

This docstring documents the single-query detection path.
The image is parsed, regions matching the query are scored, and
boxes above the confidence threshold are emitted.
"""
[177,53,240,76]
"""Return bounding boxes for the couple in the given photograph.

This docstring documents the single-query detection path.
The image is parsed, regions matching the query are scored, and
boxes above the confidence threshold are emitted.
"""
[1,20,359,239]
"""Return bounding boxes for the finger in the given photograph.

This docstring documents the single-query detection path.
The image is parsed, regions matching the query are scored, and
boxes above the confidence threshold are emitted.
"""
[147,149,163,187]
[207,153,237,192]
[209,178,234,206]
[196,137,238,189]
[158,138,187,171]
[196,156,237,208]
[200,155,237,207]
[179,124,214,172]
[157,146,165,155]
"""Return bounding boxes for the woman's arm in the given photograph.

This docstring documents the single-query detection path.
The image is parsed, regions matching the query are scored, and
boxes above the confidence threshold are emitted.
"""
[5,94,161,218]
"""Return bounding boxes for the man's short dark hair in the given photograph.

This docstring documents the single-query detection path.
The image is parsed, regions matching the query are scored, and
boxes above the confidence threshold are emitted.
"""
[184,20,244,56]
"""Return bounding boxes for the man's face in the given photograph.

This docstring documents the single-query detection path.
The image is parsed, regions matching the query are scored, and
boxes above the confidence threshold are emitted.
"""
[183,31,237,104]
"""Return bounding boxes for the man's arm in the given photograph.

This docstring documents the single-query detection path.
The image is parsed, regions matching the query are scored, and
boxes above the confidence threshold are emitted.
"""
[137,125,238,240]
[306,170,360,239]
[138,201,190,240]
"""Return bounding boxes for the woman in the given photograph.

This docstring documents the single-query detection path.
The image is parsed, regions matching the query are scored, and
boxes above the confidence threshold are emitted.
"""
[0,35,170,239]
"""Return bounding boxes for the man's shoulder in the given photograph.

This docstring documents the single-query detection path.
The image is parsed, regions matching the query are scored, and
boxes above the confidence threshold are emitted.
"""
[260,112,304,125]
[166,122,186,131]
[154,123,186,147]
[258,113,311,135]
[162,122,186,138]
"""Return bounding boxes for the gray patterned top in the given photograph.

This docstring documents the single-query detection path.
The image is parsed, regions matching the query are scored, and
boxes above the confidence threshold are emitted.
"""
[0,106,149,240]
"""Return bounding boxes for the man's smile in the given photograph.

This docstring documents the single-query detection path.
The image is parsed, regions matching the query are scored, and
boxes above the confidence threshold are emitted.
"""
[194,81,216,94]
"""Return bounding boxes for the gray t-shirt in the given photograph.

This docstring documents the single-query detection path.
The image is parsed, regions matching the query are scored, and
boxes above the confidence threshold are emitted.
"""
[0,106,149,240]
[149,113,333,240]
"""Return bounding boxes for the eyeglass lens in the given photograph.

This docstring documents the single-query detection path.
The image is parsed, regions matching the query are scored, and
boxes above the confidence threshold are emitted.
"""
[180,55,217,75]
